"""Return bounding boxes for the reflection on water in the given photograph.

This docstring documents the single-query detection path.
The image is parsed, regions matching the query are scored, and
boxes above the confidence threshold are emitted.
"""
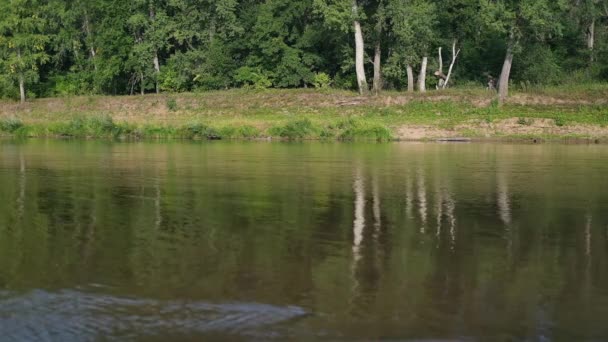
[1,140,608,340]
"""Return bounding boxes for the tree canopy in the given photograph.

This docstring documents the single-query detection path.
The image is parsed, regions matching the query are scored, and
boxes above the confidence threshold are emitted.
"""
[0,0,607,101]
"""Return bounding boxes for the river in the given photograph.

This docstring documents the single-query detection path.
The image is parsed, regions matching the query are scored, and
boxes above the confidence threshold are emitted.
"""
[0,140,607,341]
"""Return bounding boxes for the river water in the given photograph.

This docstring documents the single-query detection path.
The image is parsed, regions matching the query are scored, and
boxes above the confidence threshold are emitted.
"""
[0,140,607,341]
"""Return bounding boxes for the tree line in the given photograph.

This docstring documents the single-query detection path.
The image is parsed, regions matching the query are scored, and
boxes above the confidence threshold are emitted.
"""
[1,0,607,103]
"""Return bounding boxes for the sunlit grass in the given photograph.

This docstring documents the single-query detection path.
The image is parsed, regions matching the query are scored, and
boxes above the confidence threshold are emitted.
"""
[1,86,607,140]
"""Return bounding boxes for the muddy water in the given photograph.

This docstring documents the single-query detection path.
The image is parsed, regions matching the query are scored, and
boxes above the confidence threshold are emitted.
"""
[0,140,607,341]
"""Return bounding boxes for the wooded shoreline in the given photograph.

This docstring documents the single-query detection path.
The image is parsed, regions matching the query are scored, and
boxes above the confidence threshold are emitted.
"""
[1,88,607,142]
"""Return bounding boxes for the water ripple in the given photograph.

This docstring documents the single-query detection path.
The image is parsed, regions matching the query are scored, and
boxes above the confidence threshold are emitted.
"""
[0,289,308,341]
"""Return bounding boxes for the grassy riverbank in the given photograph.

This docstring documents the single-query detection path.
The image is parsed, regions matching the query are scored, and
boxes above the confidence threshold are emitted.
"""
[1,86,607,141]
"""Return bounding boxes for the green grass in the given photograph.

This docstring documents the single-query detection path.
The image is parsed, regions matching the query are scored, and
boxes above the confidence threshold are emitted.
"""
[1,87,607,141]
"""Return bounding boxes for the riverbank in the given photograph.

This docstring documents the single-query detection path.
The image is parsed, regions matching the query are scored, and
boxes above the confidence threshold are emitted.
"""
[1,87,607,141]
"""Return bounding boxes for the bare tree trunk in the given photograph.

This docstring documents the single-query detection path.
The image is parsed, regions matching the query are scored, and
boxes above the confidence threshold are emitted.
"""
[418,57,427,93]
[140,72,145,96]
[438,47,443,73]
[443,39,461,89]
[84,12,97,72]
[436,47,444,89]
[587,19,595,62]
[406,64,414,93]
[353,0,368,95]
[73,43,80,62]
[498,40,514,103]
[153,51,160,94]
[19,74,25,104]
[373,42,381,95]
[17,48,25,103]
[150,8,160,94]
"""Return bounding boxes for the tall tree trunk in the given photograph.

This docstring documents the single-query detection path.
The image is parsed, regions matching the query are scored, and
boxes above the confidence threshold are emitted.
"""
[150,7,160,94]
[437,47,443,73]
[352,0,368,95]
[19,74,25,104]
[418,57,427,93]
[406,64,414,93]
[373,41,381,95]
[17,48,25,103]
[436,47,444,89]
[153,51,160,94]
[443,39,461,89]
[498,38,514,103]
[140,72,145,96]
[587,19,595,62]
[84,12,97,72]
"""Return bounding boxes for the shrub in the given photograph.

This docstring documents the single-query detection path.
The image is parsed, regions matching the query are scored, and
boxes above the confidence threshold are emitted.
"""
[234,67,272,90]
[517,117,534,126]
[47,114,118,137]
[554,116,566,127]
[166,97,178,111]
[160,69,185,93]
[269,119,317,139]
[178,123,220,139]
[337,118,392,141]
[512,45,563,85]
[0,117,24,133]
[219,125,260,139]
[0,75,18,100]
[313,73,332,89]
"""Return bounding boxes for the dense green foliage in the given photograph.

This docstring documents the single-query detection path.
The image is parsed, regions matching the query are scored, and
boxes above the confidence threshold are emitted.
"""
[0,0,607,100]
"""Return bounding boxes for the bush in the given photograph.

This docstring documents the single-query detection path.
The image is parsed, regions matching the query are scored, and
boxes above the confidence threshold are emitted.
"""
[45,73,95,97]
[554,116,566,127]
[337,118,392,141]
[48,114,119,137]
[166,97,178,111]
[517,117,534,126]
[269,119,317,139]
[219,125,260,139]
[234,67,272,90]
[313,73,332,89]
[178,123,220,139]
[512,45,563,85]
[0,117,24,133]
[0,75,18,100]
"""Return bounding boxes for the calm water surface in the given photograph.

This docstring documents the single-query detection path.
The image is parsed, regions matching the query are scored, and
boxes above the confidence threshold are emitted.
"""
[0,140,607,341]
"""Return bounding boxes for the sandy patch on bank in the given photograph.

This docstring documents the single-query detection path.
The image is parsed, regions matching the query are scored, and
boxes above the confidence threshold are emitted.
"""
[397,118,608,140]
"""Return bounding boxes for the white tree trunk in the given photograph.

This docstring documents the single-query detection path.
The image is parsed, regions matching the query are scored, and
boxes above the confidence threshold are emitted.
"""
[140,72,145,96]
[587,19,595,62]
[19,74,25,104]
[443,39,461,89]
[353,0,368,95]
[498,43,514,103]
[373,42,381,95]
[406,64,414,93]
[436,47,444,90]
[418,57,427,93]
[90,48,97,71]
[153,51,160,94]
[17,48,25,103]
[84,13,98,71]
[150,8,161,94]
[437,47,443,73]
